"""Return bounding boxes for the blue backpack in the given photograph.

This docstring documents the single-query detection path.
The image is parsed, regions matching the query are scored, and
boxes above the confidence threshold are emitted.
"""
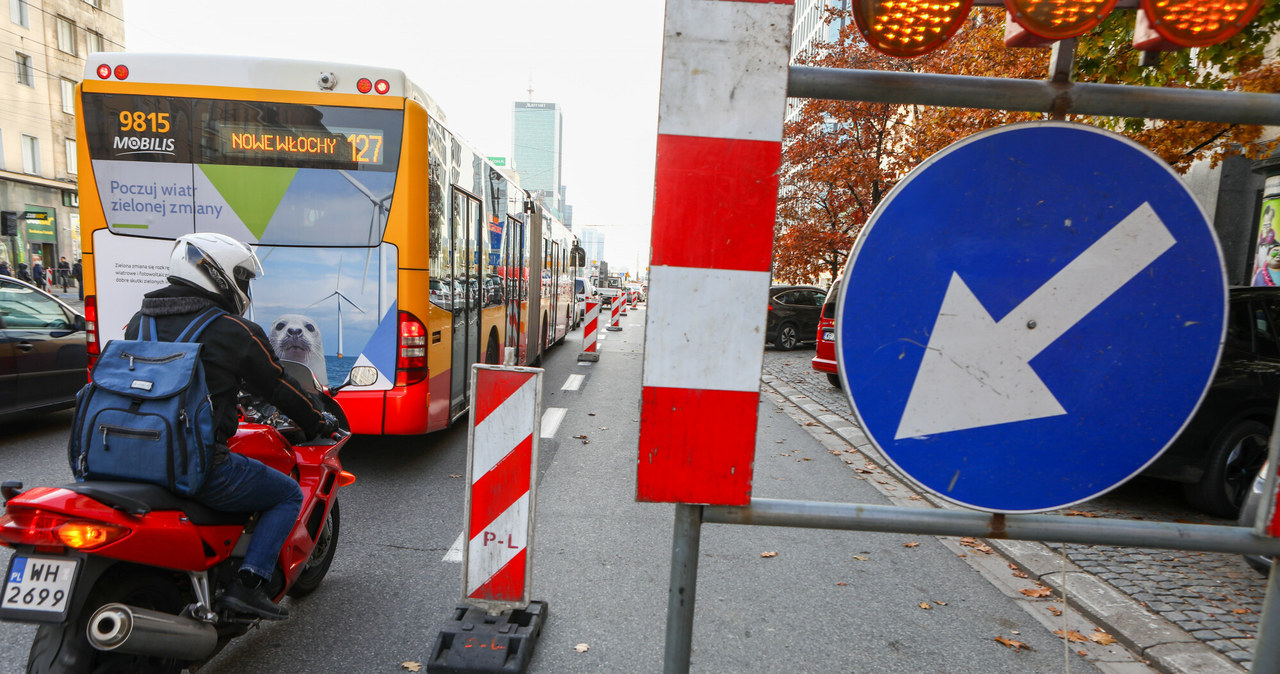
[68,307,224,496]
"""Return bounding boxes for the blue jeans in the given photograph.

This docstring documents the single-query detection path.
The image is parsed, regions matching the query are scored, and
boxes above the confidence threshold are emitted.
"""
[194,453,302,580]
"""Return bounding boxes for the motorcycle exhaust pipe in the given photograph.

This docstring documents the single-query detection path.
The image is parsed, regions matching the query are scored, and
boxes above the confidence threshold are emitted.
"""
[87,603,218,660]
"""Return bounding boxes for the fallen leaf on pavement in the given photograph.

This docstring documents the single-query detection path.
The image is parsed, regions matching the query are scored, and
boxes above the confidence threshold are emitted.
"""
[574,643,590,653]
[1048,605,1063,616]
[1234,608,1253,615]
[994,636,1032,651]
[1008,564,1028,579]
[1077,650,1088,656]
[903,541,919,548]
[1020,587,1053,598]
[1063,510,1101,518]
[855,467,874,474]
[1055,629,1088,643]
[401,662,422,672]
[836,582,847,586]
[1089,629,1117,645]
[959,537,994,554]
[852,554,869,561]
[761,551,778,558]
[919,602,932,610]
[934,600,947,606]
[449,474,462,479]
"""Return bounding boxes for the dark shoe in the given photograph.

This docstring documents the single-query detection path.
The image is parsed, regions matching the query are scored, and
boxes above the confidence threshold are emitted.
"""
[217,579,289,620]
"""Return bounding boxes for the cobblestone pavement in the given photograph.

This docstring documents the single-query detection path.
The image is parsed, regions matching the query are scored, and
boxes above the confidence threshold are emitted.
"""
[762,347,1270,671]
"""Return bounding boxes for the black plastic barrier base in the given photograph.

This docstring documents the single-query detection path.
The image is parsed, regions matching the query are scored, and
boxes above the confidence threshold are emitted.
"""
[427,601,548,673]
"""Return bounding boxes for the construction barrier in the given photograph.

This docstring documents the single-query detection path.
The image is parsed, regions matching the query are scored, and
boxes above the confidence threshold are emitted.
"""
[637,0,792,506]
[578,300,600,362]
[606,298,622,332]
[429,363,547,673]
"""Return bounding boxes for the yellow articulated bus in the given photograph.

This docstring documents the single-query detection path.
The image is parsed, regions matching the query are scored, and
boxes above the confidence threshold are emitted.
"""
[77,53,583,435]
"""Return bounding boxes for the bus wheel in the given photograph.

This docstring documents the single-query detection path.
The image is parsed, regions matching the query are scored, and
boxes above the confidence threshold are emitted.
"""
[485,331,500,365]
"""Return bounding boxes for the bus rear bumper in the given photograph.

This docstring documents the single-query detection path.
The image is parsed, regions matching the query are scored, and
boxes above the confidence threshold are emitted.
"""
[336,381,433,435]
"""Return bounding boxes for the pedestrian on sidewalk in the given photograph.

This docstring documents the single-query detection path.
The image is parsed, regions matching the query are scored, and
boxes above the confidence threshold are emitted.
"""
[15,262,32,283]
[73,258,83,300]
[58,256,70,292]
[31,256,45,291]
[0,260,10,277]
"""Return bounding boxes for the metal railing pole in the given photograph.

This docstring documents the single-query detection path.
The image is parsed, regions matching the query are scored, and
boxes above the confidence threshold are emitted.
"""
[1253,562,1280,672]
[664,503,703,674]
[788,66,1280,127]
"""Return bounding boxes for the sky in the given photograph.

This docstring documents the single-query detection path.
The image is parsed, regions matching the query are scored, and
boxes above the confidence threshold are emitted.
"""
[120,0,664,274]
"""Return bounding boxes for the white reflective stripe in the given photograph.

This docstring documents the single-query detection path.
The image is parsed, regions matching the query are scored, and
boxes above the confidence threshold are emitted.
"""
[443,531,464,563]
[642,266,770,392]
[466,493,529,596]
[657,0,793,142]
[472,377,538,479]
[562,374,584,391]
[541,407,567,438]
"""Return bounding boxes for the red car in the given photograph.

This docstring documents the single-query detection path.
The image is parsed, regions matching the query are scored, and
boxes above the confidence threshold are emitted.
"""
[811,276,841,387]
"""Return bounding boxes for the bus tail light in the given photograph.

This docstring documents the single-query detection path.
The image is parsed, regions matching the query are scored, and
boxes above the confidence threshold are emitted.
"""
[357,78,372,94]
[374,79,390,95]
[112,65,129,81]
[396,311,428,386]
[85,295,100,374]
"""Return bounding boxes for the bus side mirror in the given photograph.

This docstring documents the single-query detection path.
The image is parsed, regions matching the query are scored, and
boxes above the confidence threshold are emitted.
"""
[571,246,586,267]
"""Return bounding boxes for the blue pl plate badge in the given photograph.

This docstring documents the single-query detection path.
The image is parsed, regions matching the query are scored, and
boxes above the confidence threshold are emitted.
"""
[836,122,1227,513]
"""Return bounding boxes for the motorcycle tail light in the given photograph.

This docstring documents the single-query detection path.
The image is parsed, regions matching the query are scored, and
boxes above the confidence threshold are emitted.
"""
[0,509,129,550]
[57,521,131,550]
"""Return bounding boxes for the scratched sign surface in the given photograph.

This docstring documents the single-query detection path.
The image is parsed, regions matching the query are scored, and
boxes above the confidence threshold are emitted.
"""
[837,122,1227,513]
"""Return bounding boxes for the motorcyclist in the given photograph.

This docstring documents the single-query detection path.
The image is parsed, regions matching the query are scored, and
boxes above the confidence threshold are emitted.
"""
[124,232,339,620]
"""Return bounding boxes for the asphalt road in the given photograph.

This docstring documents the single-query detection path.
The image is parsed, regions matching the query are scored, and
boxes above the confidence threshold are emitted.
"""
[0,309,1155,672]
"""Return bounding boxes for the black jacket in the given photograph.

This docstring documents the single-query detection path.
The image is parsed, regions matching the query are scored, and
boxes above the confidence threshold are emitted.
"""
[125,282,325,461]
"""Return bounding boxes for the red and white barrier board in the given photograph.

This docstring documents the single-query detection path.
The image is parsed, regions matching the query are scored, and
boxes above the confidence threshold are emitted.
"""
[463,364,543,611]
[607,298,623,331]
[637,0,794,505]
[578,300,600,362]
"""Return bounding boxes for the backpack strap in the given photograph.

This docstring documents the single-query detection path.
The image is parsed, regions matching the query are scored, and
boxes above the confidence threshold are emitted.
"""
[176,307,226,343]
[142,317,158,341]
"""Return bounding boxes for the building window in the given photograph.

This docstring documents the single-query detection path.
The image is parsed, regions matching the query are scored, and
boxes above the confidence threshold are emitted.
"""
[61,79,75,114]
[56,17,76,55]
[83,0,100,7]
[15,52,33,87]
[85,30,103,54]
[65,139,77,175]
[21,134,40,175]
[10,0,28,28]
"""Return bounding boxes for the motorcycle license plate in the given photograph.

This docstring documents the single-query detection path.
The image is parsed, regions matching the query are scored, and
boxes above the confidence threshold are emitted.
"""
[1,556,78,623]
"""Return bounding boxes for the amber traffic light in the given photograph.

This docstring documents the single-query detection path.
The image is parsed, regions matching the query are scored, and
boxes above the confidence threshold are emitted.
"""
[853,0,975,57]
[1139,0,1265,47]
[1004,0,1119,39]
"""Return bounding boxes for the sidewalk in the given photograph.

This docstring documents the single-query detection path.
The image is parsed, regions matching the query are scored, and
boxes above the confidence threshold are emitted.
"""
[760,355,1258,674]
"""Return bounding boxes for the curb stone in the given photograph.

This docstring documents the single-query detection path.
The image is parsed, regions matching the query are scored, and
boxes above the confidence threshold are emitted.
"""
[760,372,1245,674]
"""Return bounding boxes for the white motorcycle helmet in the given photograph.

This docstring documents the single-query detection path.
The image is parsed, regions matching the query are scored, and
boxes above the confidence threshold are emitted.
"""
[168,233,263,315]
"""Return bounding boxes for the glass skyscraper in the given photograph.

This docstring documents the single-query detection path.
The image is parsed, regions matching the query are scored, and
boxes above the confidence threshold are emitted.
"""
[512,101,564,220]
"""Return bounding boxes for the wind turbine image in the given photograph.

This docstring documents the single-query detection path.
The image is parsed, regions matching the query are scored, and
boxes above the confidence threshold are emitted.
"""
[309,257,365,359]
[338,169,393,317]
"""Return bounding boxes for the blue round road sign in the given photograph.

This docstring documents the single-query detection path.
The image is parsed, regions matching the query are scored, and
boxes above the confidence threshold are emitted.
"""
[837,122,1227,513]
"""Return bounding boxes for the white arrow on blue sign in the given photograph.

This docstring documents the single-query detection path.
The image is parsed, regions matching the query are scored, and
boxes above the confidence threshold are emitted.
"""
[837,122,1227,513]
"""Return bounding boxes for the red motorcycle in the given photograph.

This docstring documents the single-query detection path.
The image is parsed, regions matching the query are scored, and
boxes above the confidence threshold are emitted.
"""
[0,361,353,673]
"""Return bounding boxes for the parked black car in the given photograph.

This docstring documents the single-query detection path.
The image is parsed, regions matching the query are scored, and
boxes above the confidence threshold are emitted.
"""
[1143,286,1280,518]
[766,285,826,350]
[0,275,88,422]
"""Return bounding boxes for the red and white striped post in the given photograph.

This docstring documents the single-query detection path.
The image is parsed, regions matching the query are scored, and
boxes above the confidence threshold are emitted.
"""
[606,298,623,331]
[620,295,629,316]
[637,0,793,505]
[578,300,600,362]
[463,364,542,612]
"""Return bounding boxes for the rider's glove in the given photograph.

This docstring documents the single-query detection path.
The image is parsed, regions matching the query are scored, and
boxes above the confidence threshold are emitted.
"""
[317,412,341,438]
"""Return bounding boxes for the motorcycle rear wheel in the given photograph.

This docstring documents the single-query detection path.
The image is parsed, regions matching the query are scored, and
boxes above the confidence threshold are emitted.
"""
[26,566,187,674]
[288,498,340,597]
